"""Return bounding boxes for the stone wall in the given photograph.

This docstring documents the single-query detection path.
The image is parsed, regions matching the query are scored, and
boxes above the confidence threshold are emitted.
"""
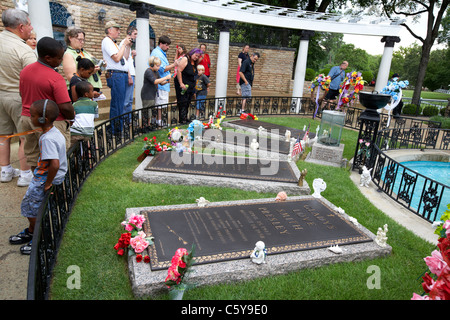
[0,0,296,95]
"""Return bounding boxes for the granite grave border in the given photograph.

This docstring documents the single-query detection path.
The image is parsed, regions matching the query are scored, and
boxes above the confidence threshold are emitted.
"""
[126,196,391,298]
[133,154,310,195]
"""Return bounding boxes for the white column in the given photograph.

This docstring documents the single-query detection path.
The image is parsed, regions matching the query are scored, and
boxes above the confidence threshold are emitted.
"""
[292,31,314,113]
[375,36,401,92]
[215,31,230,99]
[214,20,235,112]
[135,18,150,110]
[130,3,155,110]
[27,0,53,40]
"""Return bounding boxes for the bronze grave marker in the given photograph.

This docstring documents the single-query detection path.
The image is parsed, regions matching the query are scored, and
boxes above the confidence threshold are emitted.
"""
[142,198,372,270]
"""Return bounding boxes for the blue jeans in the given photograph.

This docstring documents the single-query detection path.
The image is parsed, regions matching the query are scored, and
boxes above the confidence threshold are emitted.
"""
[106,71,128,131]
[196,94,206,110]
[124,75,135,120]
[21,178,45,218]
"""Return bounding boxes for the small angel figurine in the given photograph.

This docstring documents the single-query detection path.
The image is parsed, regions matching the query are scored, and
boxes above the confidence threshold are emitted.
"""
[250,139,259,151]
[375,224,388,248]
[360,166,372,187]
[250,241,267,264]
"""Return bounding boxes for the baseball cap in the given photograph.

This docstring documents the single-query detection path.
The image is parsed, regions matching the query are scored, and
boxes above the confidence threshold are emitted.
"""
[105,21,121,29]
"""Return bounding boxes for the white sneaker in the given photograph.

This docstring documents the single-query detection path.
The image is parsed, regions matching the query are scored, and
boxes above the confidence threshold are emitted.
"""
[1,168,20,183]
[17,171,33,187]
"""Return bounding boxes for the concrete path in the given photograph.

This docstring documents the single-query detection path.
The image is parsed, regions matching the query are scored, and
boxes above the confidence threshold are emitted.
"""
[0,139,29,300]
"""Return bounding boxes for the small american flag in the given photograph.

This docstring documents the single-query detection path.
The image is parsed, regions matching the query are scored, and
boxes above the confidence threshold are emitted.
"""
[302,124,310,141]
[291,136,302,157]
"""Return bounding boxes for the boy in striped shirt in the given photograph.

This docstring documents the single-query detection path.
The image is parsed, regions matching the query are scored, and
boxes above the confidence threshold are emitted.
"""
[70,81,98,146]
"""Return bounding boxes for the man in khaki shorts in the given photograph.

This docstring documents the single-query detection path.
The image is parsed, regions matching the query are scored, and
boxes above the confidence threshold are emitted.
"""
[0,9,37,186]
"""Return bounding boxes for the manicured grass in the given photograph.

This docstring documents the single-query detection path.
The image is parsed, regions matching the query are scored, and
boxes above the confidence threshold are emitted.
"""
[402,90,450,100]
[49,117,435,300]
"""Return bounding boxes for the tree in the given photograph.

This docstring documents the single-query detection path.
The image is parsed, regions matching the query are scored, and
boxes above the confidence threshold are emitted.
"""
[380,0,450,107]
[423,48,450,90]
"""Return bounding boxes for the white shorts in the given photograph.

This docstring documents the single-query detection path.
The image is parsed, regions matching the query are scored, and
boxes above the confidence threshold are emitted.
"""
[155,89,169,109]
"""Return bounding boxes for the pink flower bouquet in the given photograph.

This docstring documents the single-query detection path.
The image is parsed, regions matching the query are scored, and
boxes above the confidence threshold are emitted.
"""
[115,214,154,263]
[412,205,450,300]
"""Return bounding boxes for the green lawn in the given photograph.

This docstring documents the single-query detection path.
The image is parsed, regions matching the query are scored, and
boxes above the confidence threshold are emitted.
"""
[49,117,435,300]
[402,90,450,100]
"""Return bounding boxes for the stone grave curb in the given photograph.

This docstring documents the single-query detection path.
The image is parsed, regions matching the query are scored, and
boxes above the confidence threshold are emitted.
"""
[133,155,310,195]
[126,196,391,298]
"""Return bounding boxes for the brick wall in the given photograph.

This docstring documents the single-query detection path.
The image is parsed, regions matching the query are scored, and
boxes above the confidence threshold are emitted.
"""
[0,0,296,95]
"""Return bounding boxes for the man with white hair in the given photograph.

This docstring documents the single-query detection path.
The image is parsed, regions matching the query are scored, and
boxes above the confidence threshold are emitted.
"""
[0,8,36,186]
[101,21,132,126]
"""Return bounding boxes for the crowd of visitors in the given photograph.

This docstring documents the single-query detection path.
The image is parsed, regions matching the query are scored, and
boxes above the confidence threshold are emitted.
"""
[0,8,264,254]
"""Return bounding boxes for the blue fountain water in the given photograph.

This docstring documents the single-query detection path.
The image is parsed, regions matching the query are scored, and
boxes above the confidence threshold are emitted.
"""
[393,161,450,222]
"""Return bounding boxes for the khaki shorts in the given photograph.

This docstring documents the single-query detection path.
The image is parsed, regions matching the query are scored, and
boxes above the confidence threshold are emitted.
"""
[20,116,71,167]
[0,91,22,135]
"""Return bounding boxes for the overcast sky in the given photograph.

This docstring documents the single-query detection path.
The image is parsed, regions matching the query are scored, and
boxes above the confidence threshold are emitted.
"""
[343,13,446,55]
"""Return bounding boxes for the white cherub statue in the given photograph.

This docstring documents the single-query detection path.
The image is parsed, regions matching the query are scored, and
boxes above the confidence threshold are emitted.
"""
[375,224,388,248]
[312,178,327,198]
[360,166,372,187]
[196,197,210,207]
[250,138,259,151]
[250,241,267,264]
[285,130,291,141]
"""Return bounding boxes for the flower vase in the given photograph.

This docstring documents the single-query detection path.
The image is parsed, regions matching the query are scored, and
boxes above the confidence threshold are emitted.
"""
[169,287,185,300]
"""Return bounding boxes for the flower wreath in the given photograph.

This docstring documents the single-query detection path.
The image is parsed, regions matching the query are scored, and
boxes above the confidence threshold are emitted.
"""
[337,71,365,109]
[310,74,331,118]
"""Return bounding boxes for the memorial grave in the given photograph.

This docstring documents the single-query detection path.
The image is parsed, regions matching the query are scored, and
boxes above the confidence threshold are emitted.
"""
[127,196,391,297]
[223,119,316,142]
[196,128,292,160]
[133,151,308,194]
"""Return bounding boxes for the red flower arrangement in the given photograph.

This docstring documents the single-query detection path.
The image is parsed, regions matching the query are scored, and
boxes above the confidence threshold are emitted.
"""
[412,206,450,300]
[239,112,258,120]
[114,214,154,263]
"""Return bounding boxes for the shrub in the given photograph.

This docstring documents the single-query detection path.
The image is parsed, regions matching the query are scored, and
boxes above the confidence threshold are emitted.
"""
[402,104,422,115]
[305,68,316,81]
[361,71,374,85]
[319,68,330,76]
[422,105,439,117]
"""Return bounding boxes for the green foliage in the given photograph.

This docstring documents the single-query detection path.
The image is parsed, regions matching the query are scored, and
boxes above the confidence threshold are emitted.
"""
[422,105,440,117]
[402,104,422,115]
[361,71,374,83]
[305,68,316,81]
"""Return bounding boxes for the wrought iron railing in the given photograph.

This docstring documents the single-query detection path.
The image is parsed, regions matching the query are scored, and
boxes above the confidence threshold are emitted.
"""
[26,96,443,299]
[371,127,450,223]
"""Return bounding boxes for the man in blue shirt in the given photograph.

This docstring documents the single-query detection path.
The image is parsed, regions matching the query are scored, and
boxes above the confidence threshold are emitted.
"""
[150,36,178,106]
[150,35,178,126]
[323,61,348,108]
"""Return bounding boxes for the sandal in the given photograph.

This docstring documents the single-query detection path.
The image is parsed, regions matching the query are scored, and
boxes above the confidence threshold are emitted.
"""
[20,241,32,255]
[9,228,33,245]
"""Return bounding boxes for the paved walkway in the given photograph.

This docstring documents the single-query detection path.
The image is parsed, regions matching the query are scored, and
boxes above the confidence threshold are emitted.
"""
[0,139,29,300]
[0,129,439,300]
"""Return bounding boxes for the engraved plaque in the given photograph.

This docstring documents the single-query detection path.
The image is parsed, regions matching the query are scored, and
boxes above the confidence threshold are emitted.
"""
[142,198,371,270]
[144,151,298,183]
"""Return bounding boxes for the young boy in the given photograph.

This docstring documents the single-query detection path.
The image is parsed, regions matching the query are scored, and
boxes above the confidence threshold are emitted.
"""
[70,81,99,146]
[9,99,68,255]
[141,56,171,125]
[194,64,210,119]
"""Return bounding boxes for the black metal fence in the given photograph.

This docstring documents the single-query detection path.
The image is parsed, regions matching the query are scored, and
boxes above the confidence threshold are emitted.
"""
[371,127,450,223]
[26,96,445,299]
